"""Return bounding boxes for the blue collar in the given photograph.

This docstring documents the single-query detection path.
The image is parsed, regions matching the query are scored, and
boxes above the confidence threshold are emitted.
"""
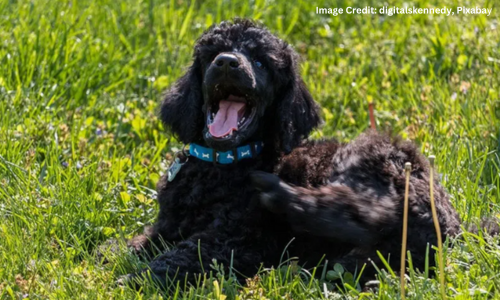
[189,142,264,164]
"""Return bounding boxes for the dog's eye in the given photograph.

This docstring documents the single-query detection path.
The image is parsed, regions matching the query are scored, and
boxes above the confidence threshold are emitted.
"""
[253,59,264,69]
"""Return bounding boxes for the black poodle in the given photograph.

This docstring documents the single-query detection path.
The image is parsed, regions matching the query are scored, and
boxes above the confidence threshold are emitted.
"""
[125,19,463,287]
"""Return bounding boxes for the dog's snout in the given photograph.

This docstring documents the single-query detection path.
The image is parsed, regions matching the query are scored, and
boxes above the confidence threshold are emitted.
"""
[205,51,254,89]
[214,53,240,69]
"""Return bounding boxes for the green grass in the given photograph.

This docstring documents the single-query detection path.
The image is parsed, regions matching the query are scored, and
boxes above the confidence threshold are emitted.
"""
[0,0,499,298]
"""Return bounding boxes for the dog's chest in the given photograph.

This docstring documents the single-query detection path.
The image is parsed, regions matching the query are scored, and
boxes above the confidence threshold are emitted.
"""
[158,161,267,237]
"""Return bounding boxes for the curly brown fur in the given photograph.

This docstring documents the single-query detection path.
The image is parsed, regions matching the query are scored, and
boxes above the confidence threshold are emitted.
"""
[124,19,468,288]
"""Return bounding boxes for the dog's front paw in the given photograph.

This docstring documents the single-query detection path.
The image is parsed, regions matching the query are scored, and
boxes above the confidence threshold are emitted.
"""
[127,234,151,256]
[250,171,295,213]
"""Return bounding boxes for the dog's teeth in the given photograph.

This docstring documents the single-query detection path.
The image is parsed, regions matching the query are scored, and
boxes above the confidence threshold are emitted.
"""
[239,117,246,124]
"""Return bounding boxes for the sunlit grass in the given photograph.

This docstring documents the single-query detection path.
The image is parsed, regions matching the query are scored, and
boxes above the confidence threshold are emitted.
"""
[0,0,499,298]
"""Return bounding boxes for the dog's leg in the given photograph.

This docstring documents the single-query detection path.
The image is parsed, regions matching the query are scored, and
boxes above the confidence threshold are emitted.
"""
[251,171,398,246]
[121,228,274,288]
[127,226,162,257]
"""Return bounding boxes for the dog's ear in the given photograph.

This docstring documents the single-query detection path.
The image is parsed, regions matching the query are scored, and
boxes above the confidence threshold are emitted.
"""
[160,58,204,144]
[271,48,321,154]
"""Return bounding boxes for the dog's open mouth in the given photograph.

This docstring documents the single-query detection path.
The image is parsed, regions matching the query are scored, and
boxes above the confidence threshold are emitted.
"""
[207,93,256,139]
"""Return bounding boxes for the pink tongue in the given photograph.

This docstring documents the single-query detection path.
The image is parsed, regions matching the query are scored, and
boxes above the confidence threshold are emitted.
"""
[209,100,246,137]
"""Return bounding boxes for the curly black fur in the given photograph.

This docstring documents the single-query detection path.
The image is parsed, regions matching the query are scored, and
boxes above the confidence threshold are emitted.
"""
[160,19,320,154]
[125,19,469,287]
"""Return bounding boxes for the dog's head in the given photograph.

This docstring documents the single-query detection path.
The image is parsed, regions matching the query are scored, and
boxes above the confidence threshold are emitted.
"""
[161,19,320,154]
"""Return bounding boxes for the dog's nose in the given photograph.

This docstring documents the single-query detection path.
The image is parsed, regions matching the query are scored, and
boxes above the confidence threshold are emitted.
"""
[214,53,240,69]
